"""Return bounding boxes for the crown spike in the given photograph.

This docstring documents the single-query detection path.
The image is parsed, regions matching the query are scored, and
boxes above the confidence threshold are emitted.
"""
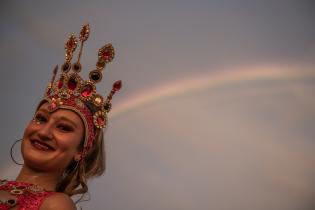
[72,24,90,73]
[65,33,78,62]
[104,80,122,112]
[79,23,90,42]
[50,65,58,84]
[62,34,78,72]
[76,24,90,64]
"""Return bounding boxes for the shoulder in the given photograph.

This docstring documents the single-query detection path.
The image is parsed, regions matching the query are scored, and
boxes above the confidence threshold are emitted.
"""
[40,192,76,210]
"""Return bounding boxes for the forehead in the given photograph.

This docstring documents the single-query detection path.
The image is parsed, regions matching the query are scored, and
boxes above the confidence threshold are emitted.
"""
[38,102,83,124]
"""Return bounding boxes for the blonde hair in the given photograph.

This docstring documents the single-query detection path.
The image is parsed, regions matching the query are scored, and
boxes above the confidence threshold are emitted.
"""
[55,129,105,197]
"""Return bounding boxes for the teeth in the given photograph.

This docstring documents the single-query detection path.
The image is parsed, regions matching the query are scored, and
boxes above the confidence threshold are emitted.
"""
[32,140,53,151]
[35,141,49,149]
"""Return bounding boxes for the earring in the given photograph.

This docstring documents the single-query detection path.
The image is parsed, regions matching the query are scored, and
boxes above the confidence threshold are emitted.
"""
[10,139,23,165]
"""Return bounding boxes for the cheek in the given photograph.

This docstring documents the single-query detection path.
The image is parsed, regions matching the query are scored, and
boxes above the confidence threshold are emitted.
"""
[21,122,34,157]
[21,121,35,146]
[22,121,36,138]
[55,133,83,152]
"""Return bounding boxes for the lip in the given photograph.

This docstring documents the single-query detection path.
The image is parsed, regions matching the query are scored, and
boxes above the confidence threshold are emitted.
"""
[30,139,56,151]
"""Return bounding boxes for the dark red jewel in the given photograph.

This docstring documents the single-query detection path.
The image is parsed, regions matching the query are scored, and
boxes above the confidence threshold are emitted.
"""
[80,24,90,41]
[101,51,111,61]
[62,63,70,72]
[68,77,77,90]
[81,85,93,97]
[96,116,105,126]
[113,80,122,91]
[50,102,57,110]
[73,63,81,72]
[67,37,76,50]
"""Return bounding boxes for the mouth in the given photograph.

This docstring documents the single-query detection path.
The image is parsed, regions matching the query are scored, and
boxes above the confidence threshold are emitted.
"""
[30,139,56,151]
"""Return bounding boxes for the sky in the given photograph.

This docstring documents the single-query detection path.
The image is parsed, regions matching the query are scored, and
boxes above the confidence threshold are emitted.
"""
[0,1,315,210]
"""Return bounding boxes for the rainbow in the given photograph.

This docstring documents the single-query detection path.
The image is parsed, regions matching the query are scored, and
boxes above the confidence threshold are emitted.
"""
[110,64,315,118]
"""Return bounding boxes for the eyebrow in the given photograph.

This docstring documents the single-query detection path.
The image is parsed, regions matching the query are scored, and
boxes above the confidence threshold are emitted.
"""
[58,116,78,129]
[37,108,78,129]
[37,108,49,114]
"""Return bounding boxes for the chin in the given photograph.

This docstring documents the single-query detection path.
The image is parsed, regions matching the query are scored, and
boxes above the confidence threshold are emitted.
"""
[21,138,70,173]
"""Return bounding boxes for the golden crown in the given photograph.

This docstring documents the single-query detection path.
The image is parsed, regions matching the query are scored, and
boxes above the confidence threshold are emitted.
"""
[42,24,121,157]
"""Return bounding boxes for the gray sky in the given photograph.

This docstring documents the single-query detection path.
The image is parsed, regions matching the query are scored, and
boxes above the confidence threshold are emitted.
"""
[0,1,315,209]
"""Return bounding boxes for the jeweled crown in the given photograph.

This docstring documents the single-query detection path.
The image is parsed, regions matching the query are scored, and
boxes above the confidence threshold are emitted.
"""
[42,24,121,157]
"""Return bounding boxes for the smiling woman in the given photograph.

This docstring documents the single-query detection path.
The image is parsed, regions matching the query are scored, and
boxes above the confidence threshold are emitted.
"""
[0,24,122,210]
[21,103,84,176]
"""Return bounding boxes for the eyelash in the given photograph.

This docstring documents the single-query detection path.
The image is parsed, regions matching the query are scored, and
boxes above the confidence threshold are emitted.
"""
[34,113,47,124]
[33,113,74,132]
[57,124,74,132]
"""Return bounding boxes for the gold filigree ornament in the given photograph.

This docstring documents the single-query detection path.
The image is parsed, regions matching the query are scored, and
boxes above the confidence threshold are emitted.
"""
[79,80,96,101]
[48,97,64,112]
[93,94,104,107]
[93,110,108,129]
[10,189,23,195]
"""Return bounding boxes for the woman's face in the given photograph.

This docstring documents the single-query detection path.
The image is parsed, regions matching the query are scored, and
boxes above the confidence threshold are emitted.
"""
[21,102,84,173]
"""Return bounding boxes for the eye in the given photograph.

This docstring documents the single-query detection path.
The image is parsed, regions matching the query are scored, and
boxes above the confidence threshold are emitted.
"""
[57,124,74,132]
[33,113,47,124]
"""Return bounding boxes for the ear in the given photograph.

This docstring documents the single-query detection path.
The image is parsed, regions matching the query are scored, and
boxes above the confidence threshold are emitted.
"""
[74,153,82,162]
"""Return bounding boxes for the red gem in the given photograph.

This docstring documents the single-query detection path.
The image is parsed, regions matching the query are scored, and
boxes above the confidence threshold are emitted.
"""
[58,79,63,89]
[50,102,57,110]
[67,42,74,50]
[113,80,122,91]
[97,117,104,125]
[66,36,77,50]
[80,24,90,41]
[98,44,114,63]
[101,51,111,61]
[81,85,93,97]
[68,77,77,90]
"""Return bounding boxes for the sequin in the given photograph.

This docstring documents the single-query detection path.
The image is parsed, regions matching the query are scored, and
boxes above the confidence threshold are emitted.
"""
[0,179,54,210]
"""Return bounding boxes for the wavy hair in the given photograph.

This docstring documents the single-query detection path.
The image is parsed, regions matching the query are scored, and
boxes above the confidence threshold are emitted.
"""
[55,128,105,197]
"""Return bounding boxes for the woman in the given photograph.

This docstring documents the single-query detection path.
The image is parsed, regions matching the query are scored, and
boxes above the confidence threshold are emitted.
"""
[0,24,122,210]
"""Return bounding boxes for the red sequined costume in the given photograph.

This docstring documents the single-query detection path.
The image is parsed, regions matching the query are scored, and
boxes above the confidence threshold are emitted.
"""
[0,180,54,210]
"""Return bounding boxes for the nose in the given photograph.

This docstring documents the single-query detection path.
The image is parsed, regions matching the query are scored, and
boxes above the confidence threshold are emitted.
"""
[37,122,53,141]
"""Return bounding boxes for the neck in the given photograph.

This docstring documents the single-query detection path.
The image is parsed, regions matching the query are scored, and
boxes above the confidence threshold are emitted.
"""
[15,165,62,191]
